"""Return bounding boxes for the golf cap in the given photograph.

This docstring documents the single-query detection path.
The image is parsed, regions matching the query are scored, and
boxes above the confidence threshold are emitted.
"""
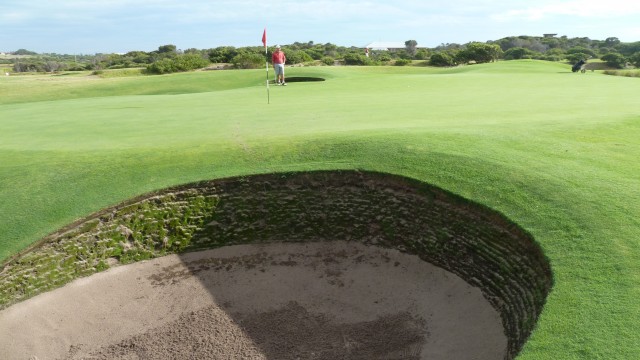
[276,45,281,49]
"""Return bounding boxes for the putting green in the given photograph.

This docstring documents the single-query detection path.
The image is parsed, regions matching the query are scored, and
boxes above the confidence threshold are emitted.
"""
[0,61,639,359]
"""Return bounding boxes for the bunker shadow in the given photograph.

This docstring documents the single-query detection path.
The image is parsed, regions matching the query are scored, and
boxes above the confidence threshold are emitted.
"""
[269,76,325,84]
[167,170,553,359]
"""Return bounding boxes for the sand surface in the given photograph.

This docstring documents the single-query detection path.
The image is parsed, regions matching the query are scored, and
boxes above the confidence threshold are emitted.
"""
[0,241,506,359]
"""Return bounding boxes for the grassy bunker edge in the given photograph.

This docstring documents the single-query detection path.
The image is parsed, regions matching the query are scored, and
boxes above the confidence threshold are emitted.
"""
[0,170,552,359]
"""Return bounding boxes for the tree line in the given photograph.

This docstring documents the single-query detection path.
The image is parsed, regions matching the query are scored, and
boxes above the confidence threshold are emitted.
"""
[3,36,640,74]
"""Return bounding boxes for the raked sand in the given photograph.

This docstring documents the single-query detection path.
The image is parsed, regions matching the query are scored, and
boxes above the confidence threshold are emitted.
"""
[0,241,506,359]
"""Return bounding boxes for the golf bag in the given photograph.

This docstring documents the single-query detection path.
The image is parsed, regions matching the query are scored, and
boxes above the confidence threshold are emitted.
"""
[572,59,586,73]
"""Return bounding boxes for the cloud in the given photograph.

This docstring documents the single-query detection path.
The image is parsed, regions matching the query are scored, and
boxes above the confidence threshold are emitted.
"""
[0,11,31,24]
[1,0,638,54]
[491,1,640,21]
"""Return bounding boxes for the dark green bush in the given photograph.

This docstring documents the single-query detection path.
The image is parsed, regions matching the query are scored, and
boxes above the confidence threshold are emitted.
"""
[566,53,590,63]
[285,49,313,65]
[231,52,264,69]
[429,52,455,67]
[208,46,238,63]
[146,53,209,74]
[321,57,334,66]
[343,53,370,65]
[567,46,597,58]
[146,58,175,74]
[173,53,210,71]
[376,52,392,62]
[601,52,627,69]
[504,47,534,60]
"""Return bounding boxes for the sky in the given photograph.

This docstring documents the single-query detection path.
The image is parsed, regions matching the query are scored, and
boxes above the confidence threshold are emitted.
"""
[1,0,639,54]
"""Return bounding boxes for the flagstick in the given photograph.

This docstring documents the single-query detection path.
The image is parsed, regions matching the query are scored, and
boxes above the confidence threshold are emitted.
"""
[265,47,270,104]
[262,27,269,104]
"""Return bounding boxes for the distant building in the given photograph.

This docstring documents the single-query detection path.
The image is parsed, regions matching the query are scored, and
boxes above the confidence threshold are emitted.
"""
[543,34,557,38]
[365,42,426,52]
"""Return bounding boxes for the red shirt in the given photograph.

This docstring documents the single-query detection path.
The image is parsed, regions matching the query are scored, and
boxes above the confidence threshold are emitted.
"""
[272,50,286,64]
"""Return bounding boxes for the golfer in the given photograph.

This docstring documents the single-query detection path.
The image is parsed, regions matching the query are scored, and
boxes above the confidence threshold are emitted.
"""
[272,45,286,86]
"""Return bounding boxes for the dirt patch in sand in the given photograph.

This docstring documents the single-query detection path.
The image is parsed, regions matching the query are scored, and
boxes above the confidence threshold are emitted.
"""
[0,241,506,359]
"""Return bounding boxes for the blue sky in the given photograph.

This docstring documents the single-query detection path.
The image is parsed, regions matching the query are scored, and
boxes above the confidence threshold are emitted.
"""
[1,0,639,54]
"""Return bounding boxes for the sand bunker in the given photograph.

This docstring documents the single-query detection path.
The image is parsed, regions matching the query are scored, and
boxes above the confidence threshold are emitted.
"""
[0,170,552,359]
[0,241,506,359]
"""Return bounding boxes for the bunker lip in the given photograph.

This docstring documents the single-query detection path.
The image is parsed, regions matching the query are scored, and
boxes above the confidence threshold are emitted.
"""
[0,170,553,359]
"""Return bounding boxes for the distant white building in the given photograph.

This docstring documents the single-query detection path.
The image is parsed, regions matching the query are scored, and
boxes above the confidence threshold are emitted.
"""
[365,42,426,51]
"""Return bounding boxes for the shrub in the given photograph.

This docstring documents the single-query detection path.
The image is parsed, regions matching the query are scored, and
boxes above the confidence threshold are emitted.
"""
[67,63,90,71]
[456,42,502,64]
[343,53,370,65]
[286,49,313,65]
[603,70,640,77]
[146,58,176,74]
[376,52,392,63]
[504,47,534,60]
[13,61,43,72]
[208,46,238,63]
[629,52,640,68]
[394,59,412,66]
[415,49,430,60]
[566,53,590,63]
[43,61,66,72]
[539,54,562,62]
[173,53,209,71]
[601,53,627,69]
[429,52,455,67]
[321,57,334,66]
[567,46,597,58]
[231,53,264,69]
[146,53,210,74]
[14,49,37,55]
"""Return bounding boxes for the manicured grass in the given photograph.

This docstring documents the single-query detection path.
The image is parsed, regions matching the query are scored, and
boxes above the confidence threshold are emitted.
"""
[1,60,639,359]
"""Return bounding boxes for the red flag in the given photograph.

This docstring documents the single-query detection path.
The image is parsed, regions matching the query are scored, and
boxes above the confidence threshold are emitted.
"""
[262,28,267,49]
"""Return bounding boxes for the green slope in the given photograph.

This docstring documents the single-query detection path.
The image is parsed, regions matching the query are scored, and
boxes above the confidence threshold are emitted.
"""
[0,61,639,358]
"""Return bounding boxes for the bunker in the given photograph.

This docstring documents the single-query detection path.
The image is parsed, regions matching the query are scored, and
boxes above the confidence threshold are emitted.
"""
[0,170,552,359]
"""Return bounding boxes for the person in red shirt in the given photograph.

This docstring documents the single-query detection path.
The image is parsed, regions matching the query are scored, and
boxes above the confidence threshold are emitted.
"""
[272,45,287,86]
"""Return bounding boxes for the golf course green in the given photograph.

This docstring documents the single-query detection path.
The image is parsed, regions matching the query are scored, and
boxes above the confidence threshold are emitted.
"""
[0,60,639,359]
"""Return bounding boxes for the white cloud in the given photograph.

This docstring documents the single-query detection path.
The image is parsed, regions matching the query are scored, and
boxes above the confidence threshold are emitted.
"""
[492,1,640,21]
[1,0,638,53]
[0,11,31,24]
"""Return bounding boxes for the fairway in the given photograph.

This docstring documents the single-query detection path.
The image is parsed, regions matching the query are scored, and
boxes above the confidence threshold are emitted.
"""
[1,61,639,359]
